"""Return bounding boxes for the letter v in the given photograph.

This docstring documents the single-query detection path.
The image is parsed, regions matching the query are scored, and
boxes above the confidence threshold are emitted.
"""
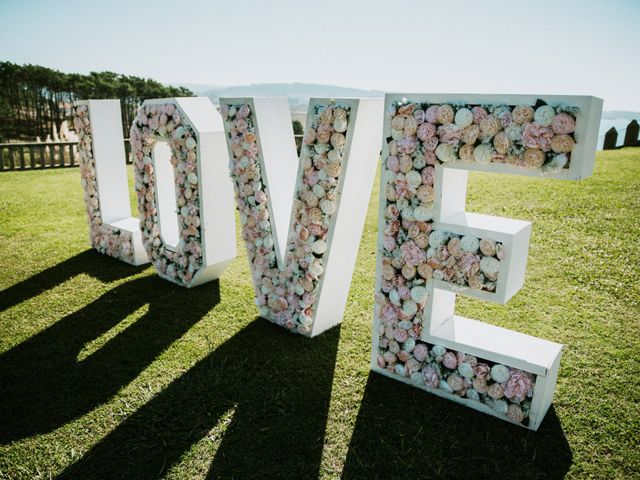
[221,98,383,337]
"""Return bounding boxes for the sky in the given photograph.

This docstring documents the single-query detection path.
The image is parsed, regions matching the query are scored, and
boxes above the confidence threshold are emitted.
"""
[1,0,639,110]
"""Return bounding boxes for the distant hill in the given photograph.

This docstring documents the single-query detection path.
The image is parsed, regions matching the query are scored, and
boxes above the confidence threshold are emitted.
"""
[185,82,383,110]
[179,81,640,148]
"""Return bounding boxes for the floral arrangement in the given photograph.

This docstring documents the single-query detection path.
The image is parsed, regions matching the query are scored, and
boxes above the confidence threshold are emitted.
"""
[222,100,350,336]
[130,102,203,286]
[389,100,578,173]
[376,99,551,424]
[375,335,536,425]
[73,103,134,264]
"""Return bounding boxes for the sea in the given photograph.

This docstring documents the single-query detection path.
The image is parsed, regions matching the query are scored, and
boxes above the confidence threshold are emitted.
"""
[596,112,640,149]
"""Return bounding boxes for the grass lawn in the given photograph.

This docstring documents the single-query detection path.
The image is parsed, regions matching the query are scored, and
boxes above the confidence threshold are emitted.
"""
[0,149,638,479]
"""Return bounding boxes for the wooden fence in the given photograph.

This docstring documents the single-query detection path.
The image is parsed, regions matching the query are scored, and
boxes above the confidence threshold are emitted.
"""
[0,136,303,172]
[603,119,640,150]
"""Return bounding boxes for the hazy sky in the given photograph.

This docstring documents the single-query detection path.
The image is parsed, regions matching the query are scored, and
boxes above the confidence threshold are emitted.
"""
[1,0,639,110]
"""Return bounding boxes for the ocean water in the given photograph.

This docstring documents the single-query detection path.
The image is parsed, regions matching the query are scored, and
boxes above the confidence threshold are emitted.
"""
[597,116,639,149]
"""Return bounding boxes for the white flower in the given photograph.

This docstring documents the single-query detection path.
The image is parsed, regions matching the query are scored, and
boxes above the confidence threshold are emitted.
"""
[473,144,494,165]
[333,117,348,133]
[492,399,509,415]
[458,362,474,378]
[410,286,428,304]
[402,299,417,317]
[429,230,449,248]
[413,206,433,222]
[439,379,454,392]
[534,105,555,127]
[395,364,407,377]
[309,259,324,276]
[435,143,457,163]
[319,198,335,215]
[389,289,401,306]
[480,256,500,276]
[460,235,480,252]
[311,239,327,254]
[454,108,473,128]
[406,170,422,188]
[402,337,416,352]
[432,345,447,356]
[466,388,480,401]
[186,137,197,150]
[491,364,511,383]
[505,123,523,142]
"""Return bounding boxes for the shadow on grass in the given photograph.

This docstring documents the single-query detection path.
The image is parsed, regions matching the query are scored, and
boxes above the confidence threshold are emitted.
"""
[57,320,341,479]
[343,373,572,479]
[0,270,220,444]
[0,250,146,313]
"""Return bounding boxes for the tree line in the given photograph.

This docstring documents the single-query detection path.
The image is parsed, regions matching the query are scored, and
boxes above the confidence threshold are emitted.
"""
[0,61,193,142]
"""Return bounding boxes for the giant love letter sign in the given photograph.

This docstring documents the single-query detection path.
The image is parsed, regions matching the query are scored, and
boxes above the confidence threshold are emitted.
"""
[129,97,236,287]
[74,100,149,265]
[371,94,602,429]
[221,98,383,336]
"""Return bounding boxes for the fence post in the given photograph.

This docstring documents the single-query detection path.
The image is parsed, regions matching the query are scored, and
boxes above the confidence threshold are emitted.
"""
[623,120,639,147]
[603,127,618,150]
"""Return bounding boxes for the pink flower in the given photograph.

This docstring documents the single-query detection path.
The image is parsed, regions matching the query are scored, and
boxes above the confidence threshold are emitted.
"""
[394,178,415,199]
[397,136,417,154]
[473,363,490,378]
[472,106,488,124]
[423,136,439,151]
[413,343,428,361]
[387,155,400,172]
[458,252,480,277]
[425,105,439,123]
[381,302,398,324]
[522,123,554,152]
[508,404,525,423]
[393,327,408,342]
[255,190,267,204]
[447,373,464,391]
[437,124,463,144]
[422,366,440,388]
[487,383,504,399]
[401,240,426,267]
[421,166,435,186]
[413,109,426,124]
[442,351,458,369]
[383,235,396,251]
[237,104,251,119]
[504,369,534,402]
[417,122,436,141]
[423,150,437,166]
[473,377,488,394]
[551,112,576,135]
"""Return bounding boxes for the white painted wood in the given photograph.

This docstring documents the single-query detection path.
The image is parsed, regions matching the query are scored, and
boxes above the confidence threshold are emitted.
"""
[312,98,384,336]
[423,312,562,376]
[151,140,179,250]
[222,97,299,269]
[221,97,384,337]
[139,97,237,286]
[82,99,148,266]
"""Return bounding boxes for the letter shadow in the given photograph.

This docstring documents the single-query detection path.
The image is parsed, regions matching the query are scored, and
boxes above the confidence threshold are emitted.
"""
[58,320,341,479]
[0,250,146,313]
[342,373,572,479]
[0,272,220,444]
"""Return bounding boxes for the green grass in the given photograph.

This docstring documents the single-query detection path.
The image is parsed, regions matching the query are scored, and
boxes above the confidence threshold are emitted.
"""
[0,149,639,479]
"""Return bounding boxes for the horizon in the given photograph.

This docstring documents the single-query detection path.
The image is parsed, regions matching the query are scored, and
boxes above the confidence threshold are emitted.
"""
[1,0,639,111]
